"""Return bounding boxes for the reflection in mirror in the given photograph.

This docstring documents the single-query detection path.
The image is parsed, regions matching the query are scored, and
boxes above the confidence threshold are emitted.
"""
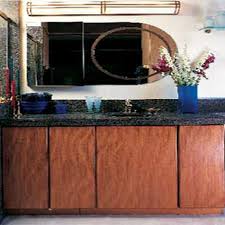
[26,22,177,86]
[0,16,8,89]
[85,22,146,85]
[27,23,83,86]
[27,34,43,86]
[8,21,20,82]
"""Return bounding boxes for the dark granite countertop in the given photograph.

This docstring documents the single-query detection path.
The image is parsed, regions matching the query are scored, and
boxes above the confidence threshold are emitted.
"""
[0,112,225,127]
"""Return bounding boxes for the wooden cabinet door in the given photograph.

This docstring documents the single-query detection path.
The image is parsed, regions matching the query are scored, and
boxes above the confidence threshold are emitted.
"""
[179,125,225,208]
[3,127,48,209]
[50,127,96,209]
[97,126,177,209]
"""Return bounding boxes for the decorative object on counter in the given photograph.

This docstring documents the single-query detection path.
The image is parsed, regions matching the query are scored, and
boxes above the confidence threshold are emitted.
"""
[0,67,18,117]
[11,80,16,112]
[85,96,94,113]
[20,92,52,114]
[94,97,102,113]
[0,97,12,117]
[21,101,49,114]
[21,92,52,101]
[85,96,102,113]
[4,67,10,99]
[124,99,133,113]
[153,46,215,113]
[177,85,198,113]
[147,107,161,115]
[55,101,67,114]
[0,64,21,117]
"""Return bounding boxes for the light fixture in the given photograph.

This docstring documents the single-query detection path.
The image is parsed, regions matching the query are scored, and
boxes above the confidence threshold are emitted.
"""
[103,1,180,15]
[27,1,180,16]
[27,1,101,16]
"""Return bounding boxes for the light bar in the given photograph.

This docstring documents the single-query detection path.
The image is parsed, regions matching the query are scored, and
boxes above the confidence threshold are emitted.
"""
[104,1,180,15]
[27,1,180,16]
[27,1,101,16]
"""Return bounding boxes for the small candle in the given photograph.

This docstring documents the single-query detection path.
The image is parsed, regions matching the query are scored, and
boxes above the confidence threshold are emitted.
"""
[11,80,16,109]
[5,67,10,99]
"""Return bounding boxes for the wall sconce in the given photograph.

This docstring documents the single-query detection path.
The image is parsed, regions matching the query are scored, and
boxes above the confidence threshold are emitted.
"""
[27,1,180,16]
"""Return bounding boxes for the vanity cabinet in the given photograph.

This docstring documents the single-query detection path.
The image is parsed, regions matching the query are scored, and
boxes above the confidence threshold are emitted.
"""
[97,126,177,208]
[3,127,48,209]
[179,125,225,208]
[50,127,96,209]
[2,125,225,214]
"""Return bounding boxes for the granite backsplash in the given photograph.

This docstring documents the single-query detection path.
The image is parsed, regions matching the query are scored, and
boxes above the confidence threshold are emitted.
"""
[47,99,225,114]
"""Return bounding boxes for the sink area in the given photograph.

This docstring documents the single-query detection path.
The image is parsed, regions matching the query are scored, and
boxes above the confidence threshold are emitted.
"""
[106,112,153,117]
[105,106,161,117]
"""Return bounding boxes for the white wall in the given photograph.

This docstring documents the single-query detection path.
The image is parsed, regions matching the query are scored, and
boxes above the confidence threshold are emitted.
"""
[21,0,225,100]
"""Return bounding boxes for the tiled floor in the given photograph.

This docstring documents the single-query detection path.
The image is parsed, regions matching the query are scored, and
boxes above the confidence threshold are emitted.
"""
[3,215,225,225]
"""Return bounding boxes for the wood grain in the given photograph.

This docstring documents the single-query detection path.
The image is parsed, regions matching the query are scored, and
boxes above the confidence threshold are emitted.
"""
[141,24,177,83]
[97,126,177,209]
[50,127,96,209]
[3,127,48,209]
[179,125,225,208]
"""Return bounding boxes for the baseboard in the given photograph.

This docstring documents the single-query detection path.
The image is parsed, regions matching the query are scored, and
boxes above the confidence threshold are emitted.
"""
[4,208,224,216]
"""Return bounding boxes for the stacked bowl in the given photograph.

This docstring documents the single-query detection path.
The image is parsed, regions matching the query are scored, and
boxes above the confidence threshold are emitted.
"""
[21,93,52,114]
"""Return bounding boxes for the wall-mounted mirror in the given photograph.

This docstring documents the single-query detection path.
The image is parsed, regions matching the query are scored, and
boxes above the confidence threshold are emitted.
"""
[0,12,20,94]
[26,22,177,86]
[0,14,8,86]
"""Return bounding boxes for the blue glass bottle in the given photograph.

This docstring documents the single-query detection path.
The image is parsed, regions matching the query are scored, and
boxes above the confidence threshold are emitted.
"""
[177,85,198,113]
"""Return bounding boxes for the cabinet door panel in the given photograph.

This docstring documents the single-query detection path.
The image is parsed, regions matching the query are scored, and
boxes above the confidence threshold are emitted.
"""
[97,126,177,209]
[179,125,225,208]
[3,127,48,209]
[50,127,95,209]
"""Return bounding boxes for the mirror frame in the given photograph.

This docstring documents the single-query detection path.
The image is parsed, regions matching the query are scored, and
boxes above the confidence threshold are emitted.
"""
[91,25,177,81]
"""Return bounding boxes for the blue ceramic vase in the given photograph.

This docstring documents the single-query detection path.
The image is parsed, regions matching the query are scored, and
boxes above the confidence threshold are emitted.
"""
[177,85,198,114]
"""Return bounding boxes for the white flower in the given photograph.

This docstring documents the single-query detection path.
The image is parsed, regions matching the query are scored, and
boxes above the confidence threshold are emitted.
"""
[153,46,215,86]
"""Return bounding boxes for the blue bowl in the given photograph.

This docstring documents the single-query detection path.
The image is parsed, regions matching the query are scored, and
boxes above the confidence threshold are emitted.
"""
[55,103,67,114]
[21,101,48,106]
[21,101,49,114]
[21,93,52,102]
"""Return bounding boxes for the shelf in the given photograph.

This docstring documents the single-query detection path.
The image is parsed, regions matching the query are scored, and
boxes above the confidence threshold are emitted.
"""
[202,12,225,33]
[200,26,225,33]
